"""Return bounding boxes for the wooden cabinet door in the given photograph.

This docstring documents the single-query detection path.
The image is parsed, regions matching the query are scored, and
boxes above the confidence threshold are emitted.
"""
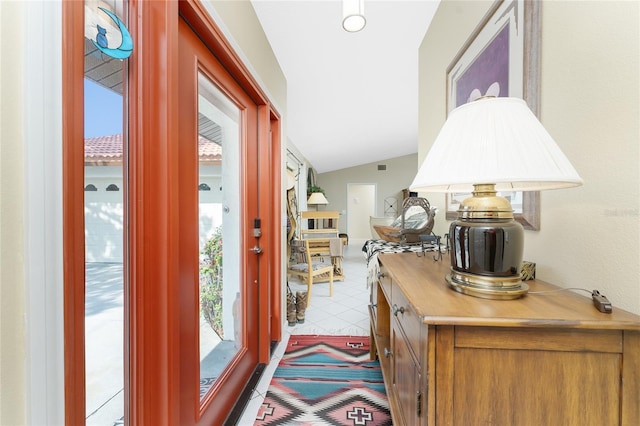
[392,321,422,425]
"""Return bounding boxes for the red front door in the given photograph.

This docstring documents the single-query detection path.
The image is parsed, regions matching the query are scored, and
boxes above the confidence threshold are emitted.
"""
[177,16,261,424]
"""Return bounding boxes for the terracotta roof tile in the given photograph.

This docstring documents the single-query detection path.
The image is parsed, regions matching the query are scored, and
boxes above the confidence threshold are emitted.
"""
[85,134,222,164]
[198,136,223,161]
[84,134,123,163]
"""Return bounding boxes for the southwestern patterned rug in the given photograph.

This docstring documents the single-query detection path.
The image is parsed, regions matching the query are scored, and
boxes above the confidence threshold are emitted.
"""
[254,335,392,426]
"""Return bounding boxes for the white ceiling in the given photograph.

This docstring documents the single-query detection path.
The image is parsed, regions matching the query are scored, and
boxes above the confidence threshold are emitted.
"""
[251,0,440,173]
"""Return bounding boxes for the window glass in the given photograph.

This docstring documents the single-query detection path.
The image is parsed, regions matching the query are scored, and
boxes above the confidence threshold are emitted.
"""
[198,72,242,400]
[84,0,127,424]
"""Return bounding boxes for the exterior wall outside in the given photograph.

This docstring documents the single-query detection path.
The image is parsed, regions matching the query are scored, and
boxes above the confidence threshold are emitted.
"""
[84,165,223,263]
[317,153,419,235]
[418,0,640,314]
[198,169,224,251]
[85,166,124,263]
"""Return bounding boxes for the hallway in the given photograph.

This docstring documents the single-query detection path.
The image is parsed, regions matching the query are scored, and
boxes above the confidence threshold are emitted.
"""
[239,242,371,425]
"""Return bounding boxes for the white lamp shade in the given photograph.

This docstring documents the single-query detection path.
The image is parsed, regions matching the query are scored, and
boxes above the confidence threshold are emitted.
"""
[342,0,366,32]
[410,97,583,193]
[307,192,329,205]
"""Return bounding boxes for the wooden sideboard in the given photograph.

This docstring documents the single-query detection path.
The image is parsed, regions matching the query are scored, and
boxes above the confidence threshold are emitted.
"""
[369,252,640,426]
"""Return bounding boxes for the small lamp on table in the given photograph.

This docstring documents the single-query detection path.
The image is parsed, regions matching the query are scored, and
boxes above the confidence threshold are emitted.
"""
[307,192,329,229]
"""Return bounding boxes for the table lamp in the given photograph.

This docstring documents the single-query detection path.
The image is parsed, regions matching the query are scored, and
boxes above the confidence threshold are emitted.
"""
[307,192,329,209]
[410,97,582,299]
[307,192,329,229]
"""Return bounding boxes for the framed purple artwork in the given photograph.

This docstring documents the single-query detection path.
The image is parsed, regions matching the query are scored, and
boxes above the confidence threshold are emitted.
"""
[445,0,542,230]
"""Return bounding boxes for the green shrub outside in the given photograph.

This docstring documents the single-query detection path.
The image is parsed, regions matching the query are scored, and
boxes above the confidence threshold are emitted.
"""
[200,226,223,339]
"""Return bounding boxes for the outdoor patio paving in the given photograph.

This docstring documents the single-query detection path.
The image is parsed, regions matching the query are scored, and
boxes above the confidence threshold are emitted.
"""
[85,262,124,426]
[85,263,239,425]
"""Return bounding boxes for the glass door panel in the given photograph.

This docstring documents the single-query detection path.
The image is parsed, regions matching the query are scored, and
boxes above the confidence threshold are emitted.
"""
[83,0,127,424]
[197,73,242,400]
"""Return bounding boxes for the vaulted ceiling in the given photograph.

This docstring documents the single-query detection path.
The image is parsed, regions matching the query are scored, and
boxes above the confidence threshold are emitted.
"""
[251,0,440,173]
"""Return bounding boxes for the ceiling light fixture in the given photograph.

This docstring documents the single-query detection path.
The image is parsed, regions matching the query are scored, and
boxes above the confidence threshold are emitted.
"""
[342,0,366,32]
[410,97,582,300]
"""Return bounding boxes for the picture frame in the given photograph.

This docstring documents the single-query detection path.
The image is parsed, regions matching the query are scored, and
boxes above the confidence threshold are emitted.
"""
[445,0,541,230]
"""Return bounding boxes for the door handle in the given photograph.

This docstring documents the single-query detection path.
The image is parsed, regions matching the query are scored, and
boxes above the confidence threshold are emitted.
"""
[250,246,264,255]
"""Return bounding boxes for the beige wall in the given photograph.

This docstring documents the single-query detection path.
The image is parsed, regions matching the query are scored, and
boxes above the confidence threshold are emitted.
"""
[418,0,639,314]
[206,0,290,299]
[208,0,287,115]
[0,1,26,424]
[317,153,419,236]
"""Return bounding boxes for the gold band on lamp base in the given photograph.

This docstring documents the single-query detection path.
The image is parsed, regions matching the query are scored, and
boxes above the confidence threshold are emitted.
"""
[446,272,529,300]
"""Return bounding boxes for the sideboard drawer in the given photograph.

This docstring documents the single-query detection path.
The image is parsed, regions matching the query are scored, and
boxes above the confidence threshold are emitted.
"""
[391,282,422,365]
[378,265,392,301]
[370,276,378,322]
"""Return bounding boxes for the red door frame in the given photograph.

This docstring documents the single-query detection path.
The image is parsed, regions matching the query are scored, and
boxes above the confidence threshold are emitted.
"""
[126,0,182,423]
[177,0,283,366]
[177,18,262,424]
[62,0,282,424]
[62,2,86,424]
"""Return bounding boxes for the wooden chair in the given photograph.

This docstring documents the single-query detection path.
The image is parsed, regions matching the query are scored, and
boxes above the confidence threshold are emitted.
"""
[300,211,340,238]
[287,239,333,304]
[298,211,345,280]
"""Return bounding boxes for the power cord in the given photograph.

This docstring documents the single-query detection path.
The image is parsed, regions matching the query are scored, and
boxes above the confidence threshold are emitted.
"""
[528,287,592,295]
[529,287,612,313]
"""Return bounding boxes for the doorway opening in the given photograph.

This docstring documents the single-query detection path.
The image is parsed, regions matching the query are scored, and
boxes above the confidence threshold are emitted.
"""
[346,183,376,245]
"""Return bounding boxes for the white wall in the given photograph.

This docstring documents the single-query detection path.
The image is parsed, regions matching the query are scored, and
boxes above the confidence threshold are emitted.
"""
[418,0,639,314]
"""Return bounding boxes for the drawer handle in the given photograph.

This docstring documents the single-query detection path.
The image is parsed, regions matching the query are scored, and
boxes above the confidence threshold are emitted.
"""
[384,347,392,358]
[377,272,386,279]
[369,303,377,308]
[392,304,405,316]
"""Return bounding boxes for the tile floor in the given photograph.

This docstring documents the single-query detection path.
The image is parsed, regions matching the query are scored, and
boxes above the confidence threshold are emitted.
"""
[237,240,372,425]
